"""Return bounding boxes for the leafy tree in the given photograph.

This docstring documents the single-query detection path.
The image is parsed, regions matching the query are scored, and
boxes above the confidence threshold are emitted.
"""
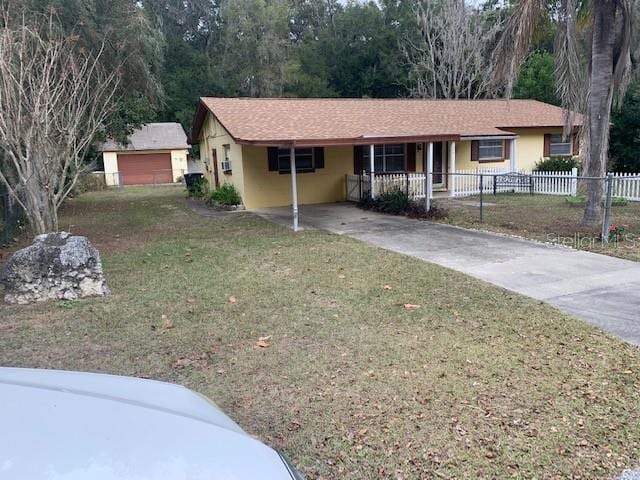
[5,0,164,142]
[493,0,636,226]
[157,36,224,130]
[294,2,408,98]
[610,77,640,172]
[513,51,560,105]
[215,0,291,97]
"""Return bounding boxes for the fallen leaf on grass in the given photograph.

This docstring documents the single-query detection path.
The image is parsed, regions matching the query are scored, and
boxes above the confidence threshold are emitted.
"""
[161,314,174,330]
[403,303,421,310]
[171,353,209,370]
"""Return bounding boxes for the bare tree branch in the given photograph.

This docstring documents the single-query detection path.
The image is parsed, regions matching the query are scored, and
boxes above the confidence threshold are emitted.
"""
[0,8,120,233]
[402,0,502,99]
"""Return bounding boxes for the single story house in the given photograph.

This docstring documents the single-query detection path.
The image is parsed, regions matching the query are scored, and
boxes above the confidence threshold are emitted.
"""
[190,97,580,221]
[101,123,189,186]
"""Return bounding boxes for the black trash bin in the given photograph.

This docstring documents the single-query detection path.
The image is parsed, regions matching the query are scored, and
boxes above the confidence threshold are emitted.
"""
[184,173,203,189]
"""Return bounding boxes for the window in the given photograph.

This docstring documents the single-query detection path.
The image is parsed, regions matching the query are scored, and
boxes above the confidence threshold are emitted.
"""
[478,139,504,161]
[363,144,406,172]
[277,148,314,172]
[550,134,572,156]
[221,144,232,172]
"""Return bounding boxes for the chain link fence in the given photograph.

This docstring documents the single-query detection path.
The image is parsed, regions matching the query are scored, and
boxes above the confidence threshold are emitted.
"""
[0,185,25,247]
[432,171,640,258]
[97,169,187,188]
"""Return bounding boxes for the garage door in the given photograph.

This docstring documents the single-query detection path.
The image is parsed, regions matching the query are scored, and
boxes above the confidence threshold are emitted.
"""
[118,153,173,185]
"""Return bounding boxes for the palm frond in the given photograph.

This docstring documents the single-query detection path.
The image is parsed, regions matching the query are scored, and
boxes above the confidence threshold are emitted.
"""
[554,0,587,134]
[612,0,633,107]
[490,0,547,96]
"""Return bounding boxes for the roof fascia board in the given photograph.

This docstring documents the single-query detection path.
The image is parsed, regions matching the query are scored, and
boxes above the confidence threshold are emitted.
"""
[236,134,460,147]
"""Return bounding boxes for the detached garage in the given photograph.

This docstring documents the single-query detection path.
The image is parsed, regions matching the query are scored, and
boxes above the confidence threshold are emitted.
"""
[100,123,189,186]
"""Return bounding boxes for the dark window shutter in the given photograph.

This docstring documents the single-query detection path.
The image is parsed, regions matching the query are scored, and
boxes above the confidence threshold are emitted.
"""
[471,140,479,162]
[353,145,364,174]
[543,134,551,157]
[572,133,579,155]
[267,147,279,171]
[314,147,325,169]
[406,143,416,172]
[503,140,510,161]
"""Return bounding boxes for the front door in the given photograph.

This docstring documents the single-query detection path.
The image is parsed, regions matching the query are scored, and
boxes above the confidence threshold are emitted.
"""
[423,142,446,189]
[211,149,220,188]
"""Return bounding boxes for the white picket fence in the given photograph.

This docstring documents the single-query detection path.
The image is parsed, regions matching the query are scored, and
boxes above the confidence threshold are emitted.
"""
[347,169,640,201]
[612,172,640,201]
[347,173,426,200]
[452,167,579,197]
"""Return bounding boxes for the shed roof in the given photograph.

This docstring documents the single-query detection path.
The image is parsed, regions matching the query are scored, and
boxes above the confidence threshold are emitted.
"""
[192,97,580,147]
[101,123,189,152]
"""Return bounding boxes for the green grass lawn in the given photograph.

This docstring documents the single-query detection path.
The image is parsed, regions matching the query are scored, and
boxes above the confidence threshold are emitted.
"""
[1,186,640,479]
[437,194,640,261]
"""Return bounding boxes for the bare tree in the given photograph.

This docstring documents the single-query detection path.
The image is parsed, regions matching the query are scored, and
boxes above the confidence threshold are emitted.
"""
[402,0,502,99]
[0,11,119,234]
[492,0,635,226]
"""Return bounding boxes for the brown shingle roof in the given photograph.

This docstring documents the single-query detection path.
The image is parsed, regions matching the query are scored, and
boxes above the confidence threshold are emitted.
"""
[193,98,579,146]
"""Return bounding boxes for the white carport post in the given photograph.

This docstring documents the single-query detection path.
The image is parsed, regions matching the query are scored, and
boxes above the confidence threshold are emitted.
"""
[425,141,433,211]
[369,144,375,198]
[290,146,299,232]
[448,141,456,197]
[510,138,517,172]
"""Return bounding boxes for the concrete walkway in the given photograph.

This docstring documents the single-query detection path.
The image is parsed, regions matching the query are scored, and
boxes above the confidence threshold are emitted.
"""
[255,203,640,346]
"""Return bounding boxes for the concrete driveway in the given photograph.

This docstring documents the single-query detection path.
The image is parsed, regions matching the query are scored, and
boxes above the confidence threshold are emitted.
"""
[255,203,640,346]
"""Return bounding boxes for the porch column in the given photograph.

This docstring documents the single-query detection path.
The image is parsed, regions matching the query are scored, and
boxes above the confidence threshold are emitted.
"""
[369,144,375,198]
[510,138,517,172]
[290,146,299,232]
[448,141,456,197]
[425,142,433,211]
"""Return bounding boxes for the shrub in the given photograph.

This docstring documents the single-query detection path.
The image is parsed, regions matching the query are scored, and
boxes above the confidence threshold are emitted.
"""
[377,188,410,214]
[358,188,448,220]
[207,183,242,206]
[188,177,208,198]
[71,172,106,195]
[534,156,581,172]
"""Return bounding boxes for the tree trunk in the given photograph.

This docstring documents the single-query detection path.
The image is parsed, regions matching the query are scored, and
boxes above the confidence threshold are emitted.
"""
[22,175,58,234]
[582,1,617,226]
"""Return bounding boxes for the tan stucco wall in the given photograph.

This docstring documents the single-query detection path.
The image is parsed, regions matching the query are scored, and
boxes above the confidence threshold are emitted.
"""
[509,127,564,171]
[241,145,353,209]
[102,151,119,186]
[198,114,244,198]
[170,149,189,181]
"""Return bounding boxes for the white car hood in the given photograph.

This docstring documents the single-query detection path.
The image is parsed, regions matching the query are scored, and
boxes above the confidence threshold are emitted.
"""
[0,368,292,480]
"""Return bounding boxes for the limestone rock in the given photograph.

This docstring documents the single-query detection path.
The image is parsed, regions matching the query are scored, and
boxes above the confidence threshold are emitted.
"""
[0,232,109,304]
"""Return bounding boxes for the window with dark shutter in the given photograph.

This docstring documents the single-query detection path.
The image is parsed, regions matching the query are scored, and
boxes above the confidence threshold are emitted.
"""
[471,140,479,162]
[406,143,416,172]
[543,134,551,157]
[267,147,279,171]
[314,147,325,169]
[353,146,364,174]
[275,147,316,173]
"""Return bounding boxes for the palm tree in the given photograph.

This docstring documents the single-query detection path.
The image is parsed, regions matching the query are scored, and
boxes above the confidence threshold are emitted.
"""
[493,0,634,225]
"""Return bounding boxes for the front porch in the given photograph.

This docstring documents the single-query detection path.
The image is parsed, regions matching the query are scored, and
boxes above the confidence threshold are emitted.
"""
[345,167,514,202]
